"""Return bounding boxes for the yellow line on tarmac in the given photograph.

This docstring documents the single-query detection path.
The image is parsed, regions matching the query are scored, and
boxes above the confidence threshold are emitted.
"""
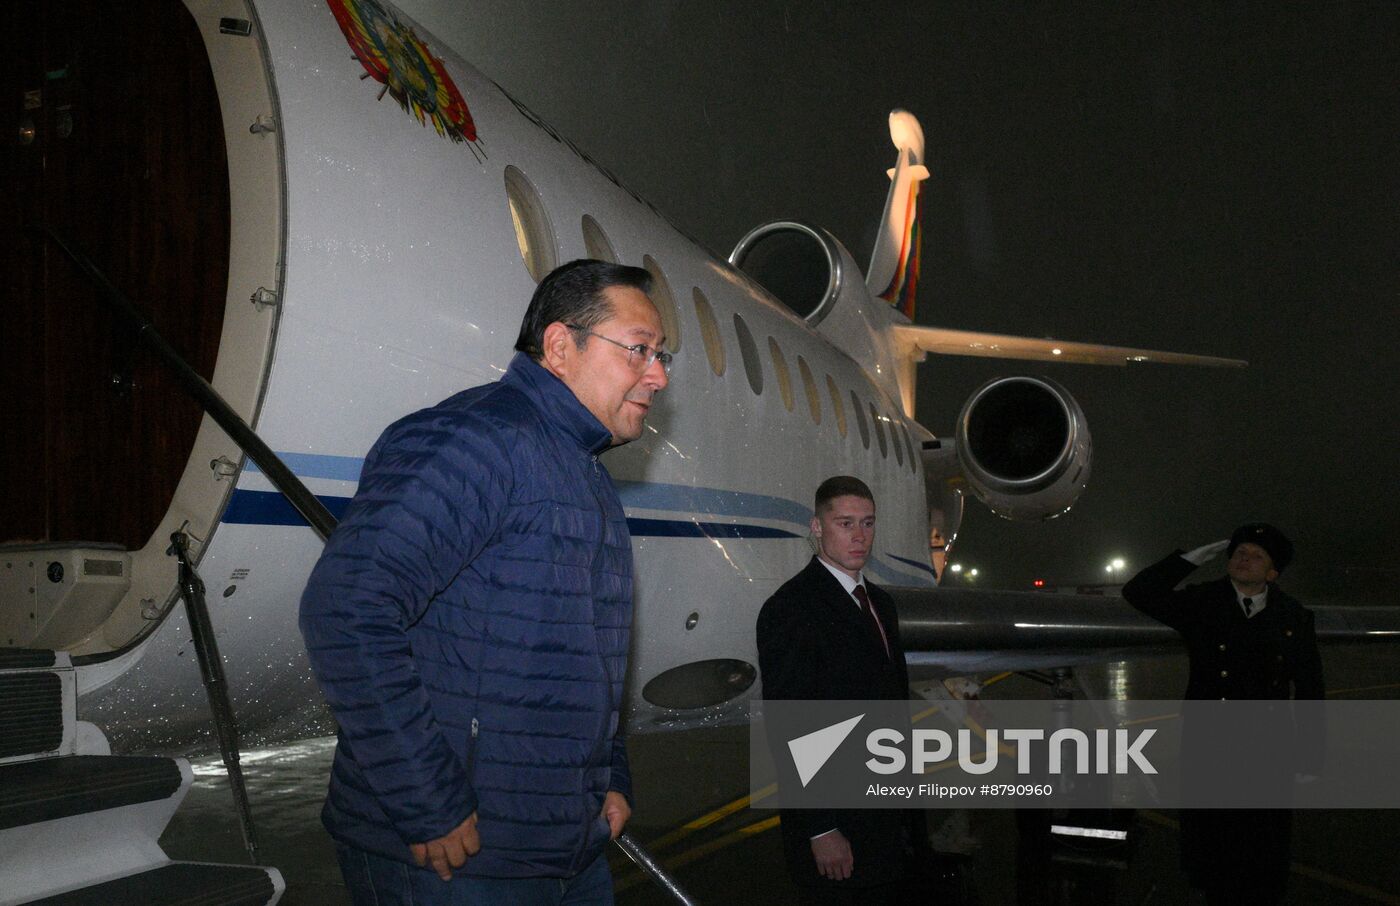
[1290,862,1400,904]
[1138,808,1176,829]
[912,704,943,723]
[1140,810,1400,904]
[1120,711,1179,727]
[615,815,782,893]
[644,783,775,853]
[628,673,1026,878]
[657,676,1012,852]
[1328,681,1400,697]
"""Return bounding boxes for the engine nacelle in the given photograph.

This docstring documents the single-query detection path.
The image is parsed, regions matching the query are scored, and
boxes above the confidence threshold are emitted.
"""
[728,221,902,389]
[953,376,1092,521]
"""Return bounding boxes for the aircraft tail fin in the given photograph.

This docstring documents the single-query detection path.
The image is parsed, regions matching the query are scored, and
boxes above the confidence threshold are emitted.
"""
[866,110,930,320]
[892,324,1247,367]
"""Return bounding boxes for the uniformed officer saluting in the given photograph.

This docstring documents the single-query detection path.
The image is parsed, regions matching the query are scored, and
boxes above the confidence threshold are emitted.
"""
[1122,523,1324,905]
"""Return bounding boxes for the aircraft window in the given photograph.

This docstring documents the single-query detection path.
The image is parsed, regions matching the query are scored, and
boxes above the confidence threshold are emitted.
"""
[693,288,725,376]
[581,214,618,263]
[889,412,904,466]
[642,255,682,353]
[768,337,795,412]
[827,375,847,437]
[733,314,763,395]
[797,355,821,424]
[871,402,888,458]
[504,165,557,283]
[904,425,919,473]
[851,391,870,449]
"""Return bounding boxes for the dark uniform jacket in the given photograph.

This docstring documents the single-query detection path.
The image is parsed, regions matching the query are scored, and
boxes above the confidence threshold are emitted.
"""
[1121,551,1324,900]
[757,556,915,889]
[1121,551,1323,703]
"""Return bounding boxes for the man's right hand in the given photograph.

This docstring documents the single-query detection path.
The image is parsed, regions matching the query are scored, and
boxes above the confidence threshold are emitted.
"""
[1182,539,1230,566]
[811,829,854,881]
[411,812,481,881]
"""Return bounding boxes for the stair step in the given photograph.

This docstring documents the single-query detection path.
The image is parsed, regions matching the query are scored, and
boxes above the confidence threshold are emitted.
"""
[0,648,58,669]
[0,756,182,829]
[0,672,65,758]
[25,862,279,906]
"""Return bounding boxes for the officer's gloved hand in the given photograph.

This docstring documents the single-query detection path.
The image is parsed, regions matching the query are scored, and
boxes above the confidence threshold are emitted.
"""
[1182,539,1229,565]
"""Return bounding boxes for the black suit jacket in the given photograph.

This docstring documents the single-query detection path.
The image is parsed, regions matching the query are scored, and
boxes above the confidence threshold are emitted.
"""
[756,556,913,888]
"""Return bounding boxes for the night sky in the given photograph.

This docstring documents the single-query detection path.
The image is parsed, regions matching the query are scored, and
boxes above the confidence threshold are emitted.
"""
[404,2,1399,601]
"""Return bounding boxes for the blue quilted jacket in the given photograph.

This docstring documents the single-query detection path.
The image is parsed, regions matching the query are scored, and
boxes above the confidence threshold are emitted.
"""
[299,353,633,878]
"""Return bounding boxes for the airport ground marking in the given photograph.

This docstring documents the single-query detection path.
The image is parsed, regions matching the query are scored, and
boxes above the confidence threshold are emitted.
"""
[1120,711,1179,727]
[912,704,943,723]
[616,815,782,893]
[1290,862,1400,904]
[1328,682,1400,697]
[644,783,776,853]
[646,684,1001,855]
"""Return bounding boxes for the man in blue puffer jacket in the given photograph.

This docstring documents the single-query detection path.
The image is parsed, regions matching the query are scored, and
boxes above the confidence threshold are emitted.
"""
[300,259,671,905]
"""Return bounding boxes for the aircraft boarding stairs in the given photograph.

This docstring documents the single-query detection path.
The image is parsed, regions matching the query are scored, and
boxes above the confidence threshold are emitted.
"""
[0,647,284,905]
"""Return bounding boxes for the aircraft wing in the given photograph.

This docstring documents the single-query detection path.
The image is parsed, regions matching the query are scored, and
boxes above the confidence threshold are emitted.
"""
[889,586,1400,679]
[893,324,1247,368]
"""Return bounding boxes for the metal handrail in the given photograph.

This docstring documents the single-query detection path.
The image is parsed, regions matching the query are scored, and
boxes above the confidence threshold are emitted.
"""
[41,226,336,541]
[171,531,259,864]
[614,833,700,905]
[44,226,697,902]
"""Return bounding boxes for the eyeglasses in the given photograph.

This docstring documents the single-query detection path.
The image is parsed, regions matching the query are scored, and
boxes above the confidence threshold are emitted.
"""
[565,324,673,375]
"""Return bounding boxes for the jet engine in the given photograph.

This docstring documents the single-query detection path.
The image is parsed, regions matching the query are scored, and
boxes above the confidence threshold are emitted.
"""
[729,220,849,324]
[951,376,1092,521]
[728,220,904,393]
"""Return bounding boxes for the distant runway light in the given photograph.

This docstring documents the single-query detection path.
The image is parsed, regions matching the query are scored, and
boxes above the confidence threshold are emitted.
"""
[950,563,963,573]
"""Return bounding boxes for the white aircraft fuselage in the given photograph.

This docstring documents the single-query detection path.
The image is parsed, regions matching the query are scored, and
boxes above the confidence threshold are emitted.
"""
[15,0,1272,753]
[56,0,947,749]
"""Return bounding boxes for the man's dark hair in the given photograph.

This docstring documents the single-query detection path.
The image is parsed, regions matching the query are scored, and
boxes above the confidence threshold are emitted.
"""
[815,475,875,514]
[514,259,653,360]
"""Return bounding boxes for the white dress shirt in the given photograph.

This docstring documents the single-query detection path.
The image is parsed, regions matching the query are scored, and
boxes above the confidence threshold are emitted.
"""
[1231,583,1269,618]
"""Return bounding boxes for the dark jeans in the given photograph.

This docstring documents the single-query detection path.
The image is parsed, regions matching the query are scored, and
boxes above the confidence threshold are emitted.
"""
[335,843,614,906]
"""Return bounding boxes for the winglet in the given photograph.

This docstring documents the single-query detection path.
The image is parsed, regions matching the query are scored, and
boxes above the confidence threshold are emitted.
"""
[866,111,930,319]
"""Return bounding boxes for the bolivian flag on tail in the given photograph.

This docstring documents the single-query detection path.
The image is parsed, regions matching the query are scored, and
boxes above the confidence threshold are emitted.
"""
[878,183,922,320]
[865,111,930,322]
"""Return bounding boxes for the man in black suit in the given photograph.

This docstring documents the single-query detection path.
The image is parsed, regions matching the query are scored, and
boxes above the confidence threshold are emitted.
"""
[1122,523,1323,905]
[757,476,920,905]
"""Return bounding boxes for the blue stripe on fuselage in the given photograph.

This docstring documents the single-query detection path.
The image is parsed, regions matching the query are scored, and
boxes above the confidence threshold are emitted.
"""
[220,489,800,539]
[221,455,932,584]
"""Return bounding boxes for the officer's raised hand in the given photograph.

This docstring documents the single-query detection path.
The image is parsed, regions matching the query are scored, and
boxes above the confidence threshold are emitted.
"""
[1182,539,1229,565]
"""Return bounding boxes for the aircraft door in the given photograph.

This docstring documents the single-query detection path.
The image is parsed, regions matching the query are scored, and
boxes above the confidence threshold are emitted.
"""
[0,0,229,550]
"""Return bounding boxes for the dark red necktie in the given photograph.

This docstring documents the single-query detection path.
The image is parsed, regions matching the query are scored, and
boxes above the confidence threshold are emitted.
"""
[852,584,891,659]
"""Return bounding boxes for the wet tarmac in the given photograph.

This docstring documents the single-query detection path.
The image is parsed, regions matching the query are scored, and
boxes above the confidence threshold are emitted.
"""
[162,645,1400,905]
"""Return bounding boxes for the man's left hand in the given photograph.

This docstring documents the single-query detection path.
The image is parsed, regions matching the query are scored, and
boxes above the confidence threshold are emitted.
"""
[601,791,631,839]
